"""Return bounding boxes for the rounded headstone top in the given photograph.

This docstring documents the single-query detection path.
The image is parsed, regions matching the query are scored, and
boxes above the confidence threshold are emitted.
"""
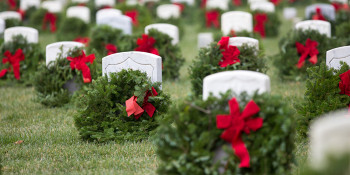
[295,20,331,37]
[250,1,275,13]
[4,26,39,43]
[229,37,259,50]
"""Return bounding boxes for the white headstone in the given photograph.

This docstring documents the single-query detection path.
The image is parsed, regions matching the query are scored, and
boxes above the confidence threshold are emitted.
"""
[0,11,22,21]
[94,0,115,7]
[329,0,348,3]
[0,19,5,34]
[171,0,194,5]
[97,15,133,35]
[156,4,181,20]
[198,33,213,49]
[145,23,179,45]
[206,0,229,10]
[295,20,331,37]
[305,3,336,21]
[126,0,139,5]
[283,7,297,20]
[250,2,275,13]
[66,6,91,23]
[102,51,162,83]
[46,41,85,66]
[229,37,259,50]
[41,1,63,13]
[326,46,350,70]
[72,0,89,3]
[309,110,350,169]
[4,27,38,43]
[20,0,40,11]
[141,0,160,4]
[96,9,122,24]
[221,11,253,36]
[248,0,268,4]
[202,70,270,100]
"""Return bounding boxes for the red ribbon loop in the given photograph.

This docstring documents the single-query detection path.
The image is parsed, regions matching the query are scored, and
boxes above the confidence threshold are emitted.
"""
[126,87,158,119]
[125,10,139,26]
[233,0,241,6]
[66,51,95,83]
[135,34,159,56]
[216,98,263,168]
[105,44,118,55]
[295,38,319,68]
[217,37,240,67]
[312,7,326,21]
[74,37,90,46]
[43,12,57,32]
[253,13,268,38]
[0,49,25,80]
[205,10,220,28]
[339,70,350,96]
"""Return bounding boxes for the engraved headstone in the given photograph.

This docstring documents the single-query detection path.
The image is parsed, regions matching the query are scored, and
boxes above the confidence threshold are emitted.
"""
[326,46,350,70]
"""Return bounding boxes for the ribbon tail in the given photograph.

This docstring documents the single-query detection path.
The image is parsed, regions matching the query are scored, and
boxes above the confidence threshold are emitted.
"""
[143,102,156,117]
[232,136,250,168]
[309,55,317,65]
[12,64,20,80]
[296,53,308,69]
[80,64,92,83]
[0,69,8,78]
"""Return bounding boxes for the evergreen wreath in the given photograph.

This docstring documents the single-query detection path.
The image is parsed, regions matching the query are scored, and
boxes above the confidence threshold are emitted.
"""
[0,35,43,85]
[295,63,350,140]
[74,69,171,142]
[251,10,281,38]
[29,8,62,32]
[56,17,90,41]
[33,47,98,107]
[273,29,342,81]
[189,37,267,96]
[156,91,294,175]
[5,18,22,28]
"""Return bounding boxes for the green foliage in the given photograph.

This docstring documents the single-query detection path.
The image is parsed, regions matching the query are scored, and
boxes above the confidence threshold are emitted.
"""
[74,69,171,142]
[33,47,97,107]
[274,29,343,81]
[5,18,22,28]
[29,8,61,32]
[252,11,281,37]
[336,21,350,45]
[0,35,44,85]
[147,29,185,80]
[115,4,152,34]
[300,154,350,175]
[156,92,295,175]
[296,63,350,139]
[189,42,267,96]
[56,17,89,41]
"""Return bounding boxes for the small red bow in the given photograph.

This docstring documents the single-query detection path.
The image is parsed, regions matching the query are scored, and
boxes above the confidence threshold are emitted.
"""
[105,44,117,55]
[173,3,185,12]
[66,51,95,83]
[339,70,350,96]
[126,87,158,119]
[270,0,281,5]
[74,37,90,46]
[295,38,319,68]
[0,49,25,80]
[135,34,159,55]
[218,37,240,67]
[200,0,207,8]
[253,13,268,38]
[43,12,57,32]
[125,10,139,26]
[332,2,349,12]
[217,98,263,168]
[233,0,241,6]
[205,10,220,28]
[312,7,326,21]
[7,0,16,10]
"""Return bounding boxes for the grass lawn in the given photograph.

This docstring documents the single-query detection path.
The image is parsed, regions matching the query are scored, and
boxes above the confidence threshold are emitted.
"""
[1,6,309,174]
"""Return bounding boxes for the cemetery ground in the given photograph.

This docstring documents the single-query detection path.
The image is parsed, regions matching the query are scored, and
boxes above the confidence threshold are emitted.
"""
[1,7,307,174]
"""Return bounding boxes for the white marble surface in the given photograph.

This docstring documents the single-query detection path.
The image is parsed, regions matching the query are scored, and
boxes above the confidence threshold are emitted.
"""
[305,3,336,21]
[94,0,115,7]
[0,11,22,20]
[41,1,63,13]
[171,0,195,5]
[157,4,181,19]
[283,7,297,19]
[198,33,213,49]
[20,0,40,11]
[66,6,91,23]
[0,19,5,34]
[295,20,331,37]
[221,11,253,35]
[145,23,179,45]
[206,0,229,10]
[229,37,259,50]
[97,15,133,35]
[4,26,38,43]
[96,9,122,24]
[46,41,85,66]
[250,1,275,12]
[326,46,350,69]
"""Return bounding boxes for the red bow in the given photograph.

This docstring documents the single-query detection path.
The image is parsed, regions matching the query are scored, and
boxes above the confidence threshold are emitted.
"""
[66,51,95,83]
[7,0,16,10]
[200,0,207,8]
[312,7,326,21]
[74,37,90,46]
[105,44,117,55]
[217,37,240,67]
[270,0,280,5]
[205,10,220,28]
[17,9,25,19]
[295,38,319,68]
[43,12,57,32]
[217,98,263,168]
[135,34,159,55]
[126,87,158,119]
[125,10,139,26]
[0,49,25,80]
[173,3,185,12]
[339,70,350,96]
[233,0,241,6]
[332,2,349,12]
[253,13,267,38]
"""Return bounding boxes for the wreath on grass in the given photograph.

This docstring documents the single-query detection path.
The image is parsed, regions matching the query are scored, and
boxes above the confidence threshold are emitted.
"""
[33,47,98,107]
[0,35,43,86]
[189,37,267,96]
[273,29,342,81]
[74,69,170,142]
[156,91,294,175]
[295,62,350,140]
[251,10,281,38]
[56,17,90,41]
[29,8,61,33]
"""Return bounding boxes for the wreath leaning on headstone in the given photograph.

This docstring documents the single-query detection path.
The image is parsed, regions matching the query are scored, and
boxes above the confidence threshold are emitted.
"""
[74,69,170,142]
[33,47,98,107]
[29,8,62,33]
[189,37,267,96]
[155,91,294,175]
[295,62,350,140]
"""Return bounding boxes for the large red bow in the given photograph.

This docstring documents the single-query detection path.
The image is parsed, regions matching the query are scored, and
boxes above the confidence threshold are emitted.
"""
[105,43,117,55]
[339,70,350,96]
[43,12,57,32]
[126,87,158,119]
[0,49,25,80]
[125,10,139,26]
[66,51,95,83]
[233,0,241,6]
[270,0,281,5]
[216,98,263,168]
[218,37,240,67]
[312,7,326,21]
[205,10,220,28]
[253,13,268,38]
[295,38,319,68]
[7,0,16,10]
[135,34,159,55]
[74,37,90,46]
